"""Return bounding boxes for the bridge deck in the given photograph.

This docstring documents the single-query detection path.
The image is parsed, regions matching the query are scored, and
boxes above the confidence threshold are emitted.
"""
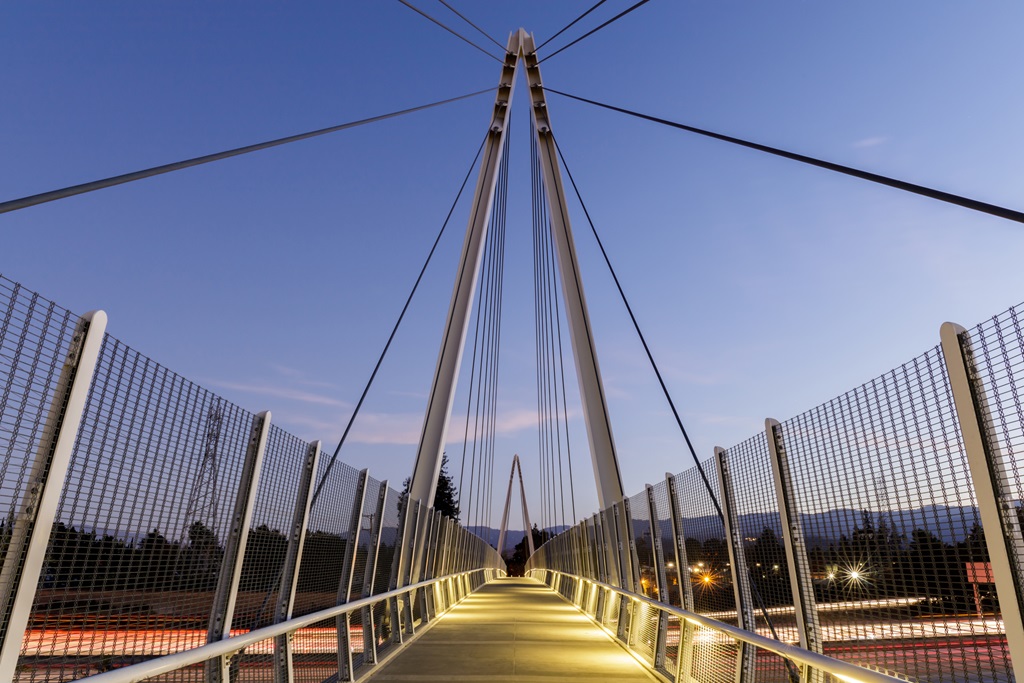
[369,577,656,682]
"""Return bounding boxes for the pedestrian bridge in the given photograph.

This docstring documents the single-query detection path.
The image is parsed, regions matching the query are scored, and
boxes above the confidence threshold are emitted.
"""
[3,9,1024,683]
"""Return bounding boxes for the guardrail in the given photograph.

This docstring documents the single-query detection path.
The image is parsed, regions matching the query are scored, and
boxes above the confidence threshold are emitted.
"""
[72,568,502,683]
[530,568,905,683]
[0,274,504,682]
[527,298,1024,683]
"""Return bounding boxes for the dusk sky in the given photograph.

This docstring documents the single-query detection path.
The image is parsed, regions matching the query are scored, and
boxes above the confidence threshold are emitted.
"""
[2,2,1023,529]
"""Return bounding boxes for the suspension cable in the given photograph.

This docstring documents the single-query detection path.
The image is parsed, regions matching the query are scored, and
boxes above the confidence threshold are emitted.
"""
[535,0,610,52]
[552,133,799,657]
[538,0,654,64]
[0,88,494,216]
[396,0,505,63]
[544,87,1024,225]
[308,134,486,509]
[435,0,506,52]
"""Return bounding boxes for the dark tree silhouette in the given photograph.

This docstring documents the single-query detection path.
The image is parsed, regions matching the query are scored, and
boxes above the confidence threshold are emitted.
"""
[400,453,460,520]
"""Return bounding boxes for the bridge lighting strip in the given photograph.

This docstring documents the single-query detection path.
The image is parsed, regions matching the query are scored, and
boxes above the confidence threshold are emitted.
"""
[533,570,905,683]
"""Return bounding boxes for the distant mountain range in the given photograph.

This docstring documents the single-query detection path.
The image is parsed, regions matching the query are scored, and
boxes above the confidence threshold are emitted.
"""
[469,504,986,554]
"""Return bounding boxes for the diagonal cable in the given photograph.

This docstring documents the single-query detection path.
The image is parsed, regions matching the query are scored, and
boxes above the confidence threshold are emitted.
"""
[538,0,654,64]
[308,134,487,509]
[545,87,1024,224]
[552,133,804,665]
[435,0,506,52]
[0,88,494,216]
[536,0,610,52]
[397,0,505,63]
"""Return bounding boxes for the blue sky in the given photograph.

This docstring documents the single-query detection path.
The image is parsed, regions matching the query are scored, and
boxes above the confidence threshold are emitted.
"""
[2,2,1023,530]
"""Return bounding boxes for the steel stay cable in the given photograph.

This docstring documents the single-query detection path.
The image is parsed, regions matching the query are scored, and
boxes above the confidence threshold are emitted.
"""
[486,135,511,530]
[538,176,565,529]
[396,0,505,63]
[530,127,548,533]
[537,0,654,64]
[543,87,1024,225]
[308,134,486,510]
[435,0,506,52]
[535,0,611,52]
[542,189,569,529]
[551,133,796,655]
[0,88,495,216]
[537,154,558,532]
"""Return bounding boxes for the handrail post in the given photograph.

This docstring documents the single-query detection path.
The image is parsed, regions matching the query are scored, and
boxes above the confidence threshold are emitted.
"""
[336,469,369,682]
[273,440,321,683]
[0,311,107,682]
[418,509,439,622]
[766,418,824,682]
[941,322,1024,682]
[206,411,271,683]
[645,484,670,672]
[716,447,757,683]
[361,481,389,667]
[666,473,696,683]
[665,474,694,610]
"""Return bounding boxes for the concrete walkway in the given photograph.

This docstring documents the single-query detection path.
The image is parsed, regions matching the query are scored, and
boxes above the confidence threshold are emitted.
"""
[367,577,657,682]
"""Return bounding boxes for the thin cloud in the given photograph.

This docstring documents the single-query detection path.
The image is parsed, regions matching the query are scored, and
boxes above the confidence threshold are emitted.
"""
[206,379,351,408]
[853,136,888,148]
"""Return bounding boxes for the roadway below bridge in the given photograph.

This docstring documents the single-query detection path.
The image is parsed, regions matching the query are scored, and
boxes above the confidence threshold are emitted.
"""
[367,577,657,682]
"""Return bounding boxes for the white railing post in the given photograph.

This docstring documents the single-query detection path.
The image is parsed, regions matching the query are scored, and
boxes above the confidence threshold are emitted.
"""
[665,474,694,610]
[361,482,389,667]
[206,410,271,683]
[666,473,696,683]
[941,322,1024,682]
[336,468,369,682]
[715,447,757,683]
[0,311,106,682]
[273,440,321,683]
[766,418,823,682]
[645,484,671,672]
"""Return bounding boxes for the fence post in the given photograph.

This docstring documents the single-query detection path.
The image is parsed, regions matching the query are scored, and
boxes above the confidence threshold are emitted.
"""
[206,411,271,683]
[418,509,440,621]
[766,418,824,680]
[715,447,757,683]
[361,482,389,667]
[941,322,1024,682]
[646,484,671,672]
[273,440,321,683]
[336,468,369,683]
[665,474,694,611]
[0,311,107,681]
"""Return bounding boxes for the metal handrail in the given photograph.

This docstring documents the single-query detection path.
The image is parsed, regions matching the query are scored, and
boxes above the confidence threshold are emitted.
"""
[81,568,498,683]
[531,569,906,683]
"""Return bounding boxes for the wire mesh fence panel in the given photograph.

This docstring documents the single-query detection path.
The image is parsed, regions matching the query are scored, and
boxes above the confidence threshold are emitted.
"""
[231,424,307,633]
[631,600,659,665]
[16,333,255,682]
[291,615,340,683]
[293,457,360,619]
[629,490,657,600]
[672,460,736,624]
[686,626,739,683]
[651,479,676,607]
[351,477,383,601]
[230,634,276,683]
[780,346,1014,683]
[965,305,1024,608]
[0,277,81,648]
[369,601,394,659]
[724,433,791,683]
[371,489,402,597]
